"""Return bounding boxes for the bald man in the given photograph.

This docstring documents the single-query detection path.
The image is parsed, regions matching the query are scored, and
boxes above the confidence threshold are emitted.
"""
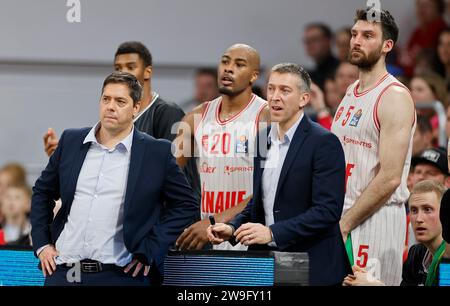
[174,44,270,251]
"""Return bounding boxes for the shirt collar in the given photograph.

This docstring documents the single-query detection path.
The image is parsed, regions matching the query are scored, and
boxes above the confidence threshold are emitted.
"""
[83,122,134,152]
[134,91,159,122]
[268,113,304,145]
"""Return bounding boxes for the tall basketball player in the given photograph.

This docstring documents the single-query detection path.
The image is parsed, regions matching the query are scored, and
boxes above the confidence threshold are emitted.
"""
[174,44,269,250]
[331,9,416,285]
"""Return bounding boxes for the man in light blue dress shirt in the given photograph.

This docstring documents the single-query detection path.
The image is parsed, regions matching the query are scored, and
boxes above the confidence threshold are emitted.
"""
[31,72,198,286]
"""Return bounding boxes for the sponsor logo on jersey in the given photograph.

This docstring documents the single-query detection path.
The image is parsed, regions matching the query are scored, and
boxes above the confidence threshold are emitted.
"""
[201,183,247,214]
[224,165,253,175]
[349,109,363,127]
[343,135,373,149]
[199,162,216,174]
[235,134,248,154]
[335,106,344,122]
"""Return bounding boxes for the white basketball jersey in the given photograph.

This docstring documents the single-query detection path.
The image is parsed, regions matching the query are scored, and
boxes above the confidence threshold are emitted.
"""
[331,74,415,213]
[195,94,267,250]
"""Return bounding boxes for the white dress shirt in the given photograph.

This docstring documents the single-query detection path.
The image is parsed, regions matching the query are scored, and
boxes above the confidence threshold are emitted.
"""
[262,114,303,245]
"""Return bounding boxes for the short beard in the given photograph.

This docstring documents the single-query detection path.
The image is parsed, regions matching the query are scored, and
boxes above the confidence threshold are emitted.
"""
[349,45,383,72]
[218,86,247,97]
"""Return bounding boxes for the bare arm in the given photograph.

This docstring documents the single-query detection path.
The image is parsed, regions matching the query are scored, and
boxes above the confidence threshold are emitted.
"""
[340,86,415,237]
[173,103,206,168]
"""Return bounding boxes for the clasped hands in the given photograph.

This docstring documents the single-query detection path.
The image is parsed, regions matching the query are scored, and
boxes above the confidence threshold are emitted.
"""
[206,222,273,246]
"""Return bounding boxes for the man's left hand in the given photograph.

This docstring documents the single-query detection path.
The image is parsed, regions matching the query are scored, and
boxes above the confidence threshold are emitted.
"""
[124,259,150,277]
[235,223,272,246]
[175,219,210,250]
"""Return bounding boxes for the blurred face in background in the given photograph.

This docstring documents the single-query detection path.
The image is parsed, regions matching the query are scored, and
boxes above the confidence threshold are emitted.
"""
[409,191,442,244]
[1,187,30,219]
[195,73,219,103]
[303,26,331,63]
[335,62,359,98]
[416,0,441,25]
[335,30,351,62]
[411,163,446,186]
[438,31,450,66]
[324,79,341,110]
[410,77,435,103]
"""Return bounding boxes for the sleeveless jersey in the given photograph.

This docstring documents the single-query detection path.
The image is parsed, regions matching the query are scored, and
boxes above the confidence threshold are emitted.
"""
[331,73,415,213]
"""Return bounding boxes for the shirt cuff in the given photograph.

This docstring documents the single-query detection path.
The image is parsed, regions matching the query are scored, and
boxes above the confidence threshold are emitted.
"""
[37,244,51,256]
[268,227,277,247]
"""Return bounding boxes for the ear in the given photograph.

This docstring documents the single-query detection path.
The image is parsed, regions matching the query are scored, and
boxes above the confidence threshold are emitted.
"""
[299,92,311,109]
[383,39,394,54]
[144,66,152,81]
[445,176,450,189]
[250,70,260,85]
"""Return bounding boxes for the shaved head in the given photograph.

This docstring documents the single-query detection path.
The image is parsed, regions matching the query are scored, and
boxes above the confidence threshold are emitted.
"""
[225,43,260,72]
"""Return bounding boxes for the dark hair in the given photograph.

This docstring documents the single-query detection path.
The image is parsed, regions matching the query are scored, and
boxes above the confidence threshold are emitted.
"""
[115,41,152,67]
[354,8,399,44]
[416,114,433,134]
[101,72,142,105]
[432,0,446,14]
[271,63,312,92]
[305,23,333,40]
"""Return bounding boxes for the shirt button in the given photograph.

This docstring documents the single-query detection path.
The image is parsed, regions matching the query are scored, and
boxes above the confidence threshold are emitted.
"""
[94,194,98,199]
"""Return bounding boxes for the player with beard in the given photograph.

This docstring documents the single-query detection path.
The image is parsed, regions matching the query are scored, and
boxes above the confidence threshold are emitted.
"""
[174,44,269,251]
[331,8,416,285]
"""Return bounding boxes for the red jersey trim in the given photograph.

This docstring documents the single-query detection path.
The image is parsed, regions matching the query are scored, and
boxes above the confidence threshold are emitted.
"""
[354,73,390,97]
[215,94,256,126]
[373,82,414,132]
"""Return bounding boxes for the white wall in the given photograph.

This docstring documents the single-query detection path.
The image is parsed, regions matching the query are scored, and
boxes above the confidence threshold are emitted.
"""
[0,0,415,183]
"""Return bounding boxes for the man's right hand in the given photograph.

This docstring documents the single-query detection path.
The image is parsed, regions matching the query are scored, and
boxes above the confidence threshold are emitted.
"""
[38,245,59,276]
[43,128,59,157]
[206,223,233,245]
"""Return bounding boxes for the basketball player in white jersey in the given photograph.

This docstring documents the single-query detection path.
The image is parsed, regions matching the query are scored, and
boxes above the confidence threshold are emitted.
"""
[174,44,269,250]
[331,9,416,285]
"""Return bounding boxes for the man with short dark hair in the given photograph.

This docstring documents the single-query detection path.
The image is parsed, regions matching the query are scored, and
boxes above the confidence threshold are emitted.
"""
[331,8,416,285]
[208,63,350,285]
[31,72,198,286]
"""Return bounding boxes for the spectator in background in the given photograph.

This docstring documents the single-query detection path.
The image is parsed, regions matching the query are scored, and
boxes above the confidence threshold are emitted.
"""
[335,27,352,62]
[413,115,434,157]
[437,28,450,90]
[0,163,27,225]
[0,183,32,246]
[334,62,358,103]
[411,72,448,145]
[344,180,446,286]
[182,67,219,113]
[324,77,341,112]
[414,48,443,76]
[411,148,450,188]
[399,0,447,76]
[303,23,340,89]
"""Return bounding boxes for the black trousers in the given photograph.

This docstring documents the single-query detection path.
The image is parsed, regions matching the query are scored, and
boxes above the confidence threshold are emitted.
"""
[44,264,151,286]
